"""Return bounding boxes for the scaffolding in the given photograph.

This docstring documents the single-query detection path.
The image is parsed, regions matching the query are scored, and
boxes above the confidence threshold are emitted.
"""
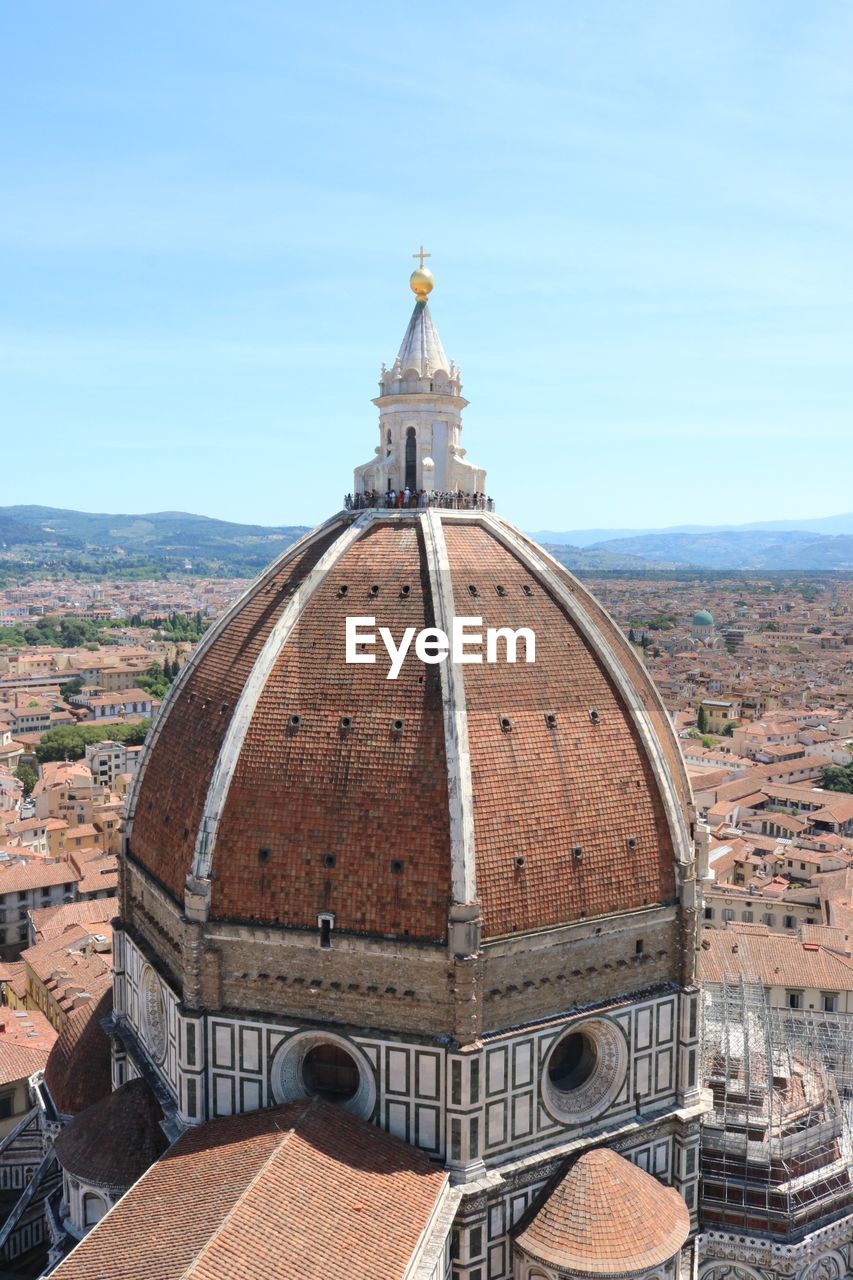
[701,981,853,1242]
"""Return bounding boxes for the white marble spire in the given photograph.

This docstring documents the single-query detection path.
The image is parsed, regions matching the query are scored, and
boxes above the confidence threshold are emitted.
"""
[394,300,450,378]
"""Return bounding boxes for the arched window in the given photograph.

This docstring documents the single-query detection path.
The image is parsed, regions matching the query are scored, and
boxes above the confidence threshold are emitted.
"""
[83,1193,107,1228]
[405,427,417,490]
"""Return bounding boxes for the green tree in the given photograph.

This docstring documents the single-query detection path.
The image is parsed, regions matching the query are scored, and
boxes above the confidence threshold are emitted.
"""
[14,762,38,795]
[820,765,853,794]
[0,624,26,648]
[138,662,170,700]
[59,676,84,701]
[696,706,708,734]
[34,719,152,763]
[721,721,737,737]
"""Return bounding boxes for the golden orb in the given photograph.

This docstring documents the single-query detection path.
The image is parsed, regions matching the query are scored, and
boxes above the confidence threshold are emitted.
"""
[409,266,434,301]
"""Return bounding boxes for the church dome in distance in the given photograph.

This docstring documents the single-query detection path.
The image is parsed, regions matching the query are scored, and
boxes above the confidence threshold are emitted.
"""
[692,609,713,627]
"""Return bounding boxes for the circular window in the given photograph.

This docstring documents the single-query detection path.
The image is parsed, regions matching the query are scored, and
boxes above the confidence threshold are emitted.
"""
[271,1031,376,1119]
[541,1018,627,1126]
[548,1031,598,1092]
[302,1043,359,1103]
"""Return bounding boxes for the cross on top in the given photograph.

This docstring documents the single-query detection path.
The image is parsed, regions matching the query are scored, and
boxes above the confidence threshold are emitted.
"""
[411,245,431,269]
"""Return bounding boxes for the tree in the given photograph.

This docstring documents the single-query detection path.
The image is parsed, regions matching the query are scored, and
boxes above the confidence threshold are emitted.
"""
[0,624,26,648]
[34,719,152,763]
[696,705,708,734]
[820,765,853,794]
[721,721,737,737]
[14,762,38,796]
[59,676,84,701]
[628,628,637,645]
[138,662,170,700]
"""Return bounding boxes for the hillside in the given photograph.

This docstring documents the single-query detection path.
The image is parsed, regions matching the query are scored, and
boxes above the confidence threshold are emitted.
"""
[3,505,853,577]
[532,511,853,548]
[0,505,310,578]
[589,530,853,570]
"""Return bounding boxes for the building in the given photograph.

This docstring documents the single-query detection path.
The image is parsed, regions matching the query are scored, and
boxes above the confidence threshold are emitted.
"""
[83,740,142,790]
[699,923,853,1014]
[0,862,80,960]
[9,263,853,1280]
[68,690,152,722]
[37,262,703,1278]
[691,610,716,645]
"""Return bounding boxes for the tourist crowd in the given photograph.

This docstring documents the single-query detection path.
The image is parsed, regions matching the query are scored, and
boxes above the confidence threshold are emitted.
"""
[344,489,494,511]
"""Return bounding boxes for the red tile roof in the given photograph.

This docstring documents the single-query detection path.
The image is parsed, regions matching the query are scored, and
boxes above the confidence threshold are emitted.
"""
[30,897,118,943]
[699,925,853,989]
[516,1148,690,1274]
[128,513,687,941]
[0,860,79,895]
[54,1077,167,1189]
[44,989,112,1116]
[51,1100,448,1280]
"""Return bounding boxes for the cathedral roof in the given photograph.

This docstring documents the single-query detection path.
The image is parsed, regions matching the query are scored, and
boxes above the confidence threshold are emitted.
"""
[50,1099,448,1280]
[54,1077,167,1190]
[44,989,112,1117]
[515,1148,691,1275]
[126,509,692,944]
[393,299,450,376]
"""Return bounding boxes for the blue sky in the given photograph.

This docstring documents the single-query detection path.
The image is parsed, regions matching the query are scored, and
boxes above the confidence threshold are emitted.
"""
[2,2,852,532]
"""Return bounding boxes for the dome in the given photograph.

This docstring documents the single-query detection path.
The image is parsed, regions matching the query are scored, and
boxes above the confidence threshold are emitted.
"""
[54,1077,167,1190]
[44,990,112,1117]
[692,609,713,627]
[126,510,692,944]
[515,1148,690,1275]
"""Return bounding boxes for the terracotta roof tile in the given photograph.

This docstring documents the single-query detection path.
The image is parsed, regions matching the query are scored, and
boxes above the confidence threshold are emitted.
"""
[516,1148,690,1273]
[54,1077,167,1189]
[44,989,112,1116]
[52,1100,447,1280]
[128,513,687,941]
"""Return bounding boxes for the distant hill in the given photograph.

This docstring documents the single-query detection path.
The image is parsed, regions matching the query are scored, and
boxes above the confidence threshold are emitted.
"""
[532,512,853,548]
[0,505,310,577]
[542,543,664,572]
[3,505,852,577]
[589,529,853,570]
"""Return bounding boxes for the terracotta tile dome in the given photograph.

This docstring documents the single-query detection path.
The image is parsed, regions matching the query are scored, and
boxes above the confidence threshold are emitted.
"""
[44,990,113,1117]
[515,1147,691,1274]
[126,510,692,943]
[54,1077,168,1190]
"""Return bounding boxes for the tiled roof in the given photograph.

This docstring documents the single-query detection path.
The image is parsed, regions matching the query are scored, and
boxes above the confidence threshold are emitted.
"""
[128,513,689,942]
[44,989,112,1116]
[30,897,118,942]
[515,1148,690,1274]
[699,925,853,989]
[51,1099,448,1280]
[21,923,112,987]
[0,1008,56,1086]
[0,860,79,895]
[0,1040,51,1088]
[54,1077,167,1189]
[0,1007,57,1051]
[445,524,677,932]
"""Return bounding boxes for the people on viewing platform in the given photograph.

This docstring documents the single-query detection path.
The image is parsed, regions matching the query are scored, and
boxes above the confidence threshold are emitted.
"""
[344,490,494,511]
